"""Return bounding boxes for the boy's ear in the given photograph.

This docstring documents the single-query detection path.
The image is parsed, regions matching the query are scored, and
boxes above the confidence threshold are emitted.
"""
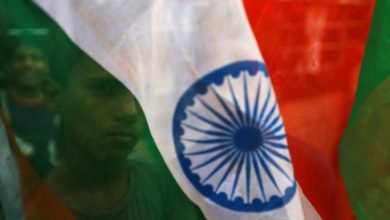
[42,77,62,114]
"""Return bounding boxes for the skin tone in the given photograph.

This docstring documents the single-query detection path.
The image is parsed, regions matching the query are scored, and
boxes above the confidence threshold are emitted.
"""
[45,56,141,215]
[5,45,47,106]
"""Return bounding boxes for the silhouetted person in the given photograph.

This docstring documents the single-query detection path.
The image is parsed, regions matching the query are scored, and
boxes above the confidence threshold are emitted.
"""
[0,31,54,177]
[42,31,204,220]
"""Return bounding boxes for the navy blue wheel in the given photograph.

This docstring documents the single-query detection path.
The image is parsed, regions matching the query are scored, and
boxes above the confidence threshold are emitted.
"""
[173,61,296,212]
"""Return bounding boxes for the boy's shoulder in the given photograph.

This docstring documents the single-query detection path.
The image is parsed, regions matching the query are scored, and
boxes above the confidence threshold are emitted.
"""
[127,159,205,220]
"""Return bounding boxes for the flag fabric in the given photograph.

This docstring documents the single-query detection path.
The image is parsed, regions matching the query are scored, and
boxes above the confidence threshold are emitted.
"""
[340,0,390,219]
[0,111,76,220]
[0,1,76,219]
[33,0,319,219]
[243,1,375,219]
[0,112,25,220]
[0,0,379,219]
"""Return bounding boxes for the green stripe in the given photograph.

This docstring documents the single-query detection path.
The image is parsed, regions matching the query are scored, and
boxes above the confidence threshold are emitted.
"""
[340,1,390,219]
[350,0,390,122]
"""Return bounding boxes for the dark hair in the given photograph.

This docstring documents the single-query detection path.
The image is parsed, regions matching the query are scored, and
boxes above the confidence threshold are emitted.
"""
[48,28,88,86]
[0,31,49,67]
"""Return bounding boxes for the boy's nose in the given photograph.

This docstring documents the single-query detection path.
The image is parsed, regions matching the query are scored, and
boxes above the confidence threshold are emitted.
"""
[114,94,138,123]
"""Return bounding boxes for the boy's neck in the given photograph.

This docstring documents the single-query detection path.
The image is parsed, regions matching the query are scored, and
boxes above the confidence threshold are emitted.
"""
[47,149,130,215]
[61,146,129,189]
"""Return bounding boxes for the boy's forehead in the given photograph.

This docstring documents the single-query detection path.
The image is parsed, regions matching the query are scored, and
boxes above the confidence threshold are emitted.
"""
[73,57,116,82]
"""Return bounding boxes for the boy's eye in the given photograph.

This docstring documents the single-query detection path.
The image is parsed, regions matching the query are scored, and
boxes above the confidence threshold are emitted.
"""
[12,53,43,63]
[12,53,25,62]
[30,53,43,62]
[87,78,127,97]
[93,84,116,96]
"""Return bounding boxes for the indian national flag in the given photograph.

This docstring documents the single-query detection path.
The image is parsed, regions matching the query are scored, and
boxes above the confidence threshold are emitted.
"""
[33,0,316,219]
[0,0,383,219]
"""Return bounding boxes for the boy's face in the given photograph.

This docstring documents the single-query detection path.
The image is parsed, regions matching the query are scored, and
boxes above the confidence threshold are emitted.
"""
[7,45,47,88]
[59,58,141,162]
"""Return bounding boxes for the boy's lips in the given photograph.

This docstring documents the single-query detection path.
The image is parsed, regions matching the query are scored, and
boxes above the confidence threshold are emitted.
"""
[106,131,137,139]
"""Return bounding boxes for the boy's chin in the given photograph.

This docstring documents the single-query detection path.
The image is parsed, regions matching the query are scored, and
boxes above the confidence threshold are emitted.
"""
[92,145,136,162]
